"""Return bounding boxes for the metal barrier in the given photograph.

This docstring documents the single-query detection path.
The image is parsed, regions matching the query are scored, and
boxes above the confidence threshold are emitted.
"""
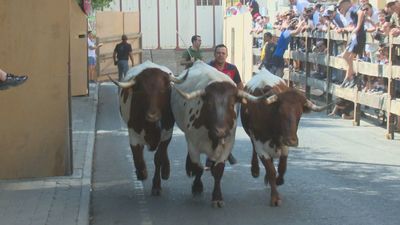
[274,29,400,139]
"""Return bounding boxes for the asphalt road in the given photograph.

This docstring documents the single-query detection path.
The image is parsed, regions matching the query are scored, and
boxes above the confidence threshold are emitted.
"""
[90,83,400,225]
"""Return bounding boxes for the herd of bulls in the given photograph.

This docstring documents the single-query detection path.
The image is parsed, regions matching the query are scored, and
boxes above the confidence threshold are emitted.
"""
[109,60,326,208]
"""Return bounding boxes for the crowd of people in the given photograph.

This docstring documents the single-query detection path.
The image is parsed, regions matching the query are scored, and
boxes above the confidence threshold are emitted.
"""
[255,0,400,125]
[266,0,400,92]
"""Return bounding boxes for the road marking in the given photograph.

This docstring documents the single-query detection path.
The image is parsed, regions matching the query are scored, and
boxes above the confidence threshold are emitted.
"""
[126,153,153,225]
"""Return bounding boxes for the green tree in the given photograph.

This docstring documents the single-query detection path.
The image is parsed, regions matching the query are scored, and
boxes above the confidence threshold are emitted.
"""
[75,0,114,10]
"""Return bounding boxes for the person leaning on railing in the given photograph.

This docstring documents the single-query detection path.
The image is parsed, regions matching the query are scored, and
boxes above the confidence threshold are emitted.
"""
[270,16,307,77]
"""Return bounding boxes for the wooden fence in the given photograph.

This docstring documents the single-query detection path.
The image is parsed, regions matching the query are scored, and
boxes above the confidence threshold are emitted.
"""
[276,30,400,139]
[96,33,142,81]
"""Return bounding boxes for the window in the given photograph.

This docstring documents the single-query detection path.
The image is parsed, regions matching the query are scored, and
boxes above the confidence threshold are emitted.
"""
[196,0,221,6]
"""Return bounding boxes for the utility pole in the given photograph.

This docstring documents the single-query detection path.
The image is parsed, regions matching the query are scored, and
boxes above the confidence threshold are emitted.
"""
[120,0,122,11]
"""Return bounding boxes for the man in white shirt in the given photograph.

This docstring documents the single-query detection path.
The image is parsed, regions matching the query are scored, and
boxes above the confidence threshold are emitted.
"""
[87,31,103,82]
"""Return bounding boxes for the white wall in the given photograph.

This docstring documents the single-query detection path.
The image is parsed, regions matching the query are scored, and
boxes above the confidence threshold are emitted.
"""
[160,0,177,49]
[141,0,158,49]
[103,0,224,49]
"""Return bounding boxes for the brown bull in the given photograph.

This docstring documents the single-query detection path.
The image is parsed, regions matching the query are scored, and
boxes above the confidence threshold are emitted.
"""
[240,69,326,206]
[110,61,187,195]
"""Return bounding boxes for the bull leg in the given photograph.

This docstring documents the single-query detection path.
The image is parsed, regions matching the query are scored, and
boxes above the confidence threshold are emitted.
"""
[185,153,194,177]
[250,140,260,178]
[211,162,225,208]
[276,156,287,186]
[260,157,281,207]
[152,149,162,196]
[131,144,147,180]
[158,138,171,180]
[191,162,204,195]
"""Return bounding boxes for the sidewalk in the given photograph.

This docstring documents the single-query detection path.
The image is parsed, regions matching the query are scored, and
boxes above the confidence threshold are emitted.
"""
[0,83,98,225]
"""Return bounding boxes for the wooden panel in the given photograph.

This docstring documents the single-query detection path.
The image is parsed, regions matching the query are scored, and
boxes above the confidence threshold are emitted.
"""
[0,0,71,178]
[390,99,400,115]
[124,12,140,34]
[358,92,388,110]
[224,12,252,84]
[96,11,123,38]
[70,0,88,96]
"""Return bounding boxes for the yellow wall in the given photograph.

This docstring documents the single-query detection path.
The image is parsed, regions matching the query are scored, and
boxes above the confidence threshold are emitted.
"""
[70,0,89,96]
[0,0,72,178]
[224,12,253,84]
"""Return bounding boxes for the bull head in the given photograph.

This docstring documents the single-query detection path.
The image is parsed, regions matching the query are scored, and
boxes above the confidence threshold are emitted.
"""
[173,85,269,102]
[108,70,188,89]
[263,94,328,112]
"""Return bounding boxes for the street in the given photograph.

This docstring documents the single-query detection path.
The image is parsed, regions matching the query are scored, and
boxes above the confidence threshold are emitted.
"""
[90,83,400,225]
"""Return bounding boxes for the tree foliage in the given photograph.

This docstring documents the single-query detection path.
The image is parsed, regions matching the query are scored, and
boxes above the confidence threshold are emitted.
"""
[75,0,114,10]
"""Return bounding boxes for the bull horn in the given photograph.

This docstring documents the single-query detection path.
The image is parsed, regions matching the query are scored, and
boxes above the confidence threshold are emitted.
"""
[172,84,205,100]
[237,90,271,102]
[169,69,189,84]
[265,94,278,105]
[305,100,327,112]
[108,75,136,88]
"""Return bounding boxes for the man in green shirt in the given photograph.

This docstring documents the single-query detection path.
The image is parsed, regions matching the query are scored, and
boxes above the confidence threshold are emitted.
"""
[180,35,203,69]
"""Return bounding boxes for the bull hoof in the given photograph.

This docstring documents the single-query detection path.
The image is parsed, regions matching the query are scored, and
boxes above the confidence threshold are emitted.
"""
[151,187,161,196]
[270,196,282,207]
[161,162,170,180]
[192,182,203,195]
[251,165,260,178]
[276,177,284,186]
[212,200,225,208]
[136,169,148,180]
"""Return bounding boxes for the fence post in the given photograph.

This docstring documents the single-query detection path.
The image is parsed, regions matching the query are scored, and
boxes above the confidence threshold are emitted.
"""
[305,33,311,99]
[96,36,100,81]
[326,30,333,114]
[386,35,395,139]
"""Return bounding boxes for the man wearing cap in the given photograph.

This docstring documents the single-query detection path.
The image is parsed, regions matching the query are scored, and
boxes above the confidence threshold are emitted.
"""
[113,34,134,81]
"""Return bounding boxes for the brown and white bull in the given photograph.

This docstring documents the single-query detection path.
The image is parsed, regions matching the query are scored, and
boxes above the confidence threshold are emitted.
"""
[240,68,326,206]
[171,60,266,207]
[110,60,187,196]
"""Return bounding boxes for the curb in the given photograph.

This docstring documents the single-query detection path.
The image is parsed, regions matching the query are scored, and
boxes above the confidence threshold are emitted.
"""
[77,83,98,225]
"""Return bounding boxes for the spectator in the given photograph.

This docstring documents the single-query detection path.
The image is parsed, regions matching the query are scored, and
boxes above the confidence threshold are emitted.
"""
[289,0,310,16]
[359,0,379,21]
[209,44,244,90]
[328,98,354,120]
[339,0,366,88]
[363,3,379,63]
[312,4,324,30]
[259,32,276,71]
[87,31,103,82]
[180,35,203,69]
[247,0,260,22]
[386,0,400,37]
[0,68,28,90]
[270,17,307,77]
[262,16,273,30]
[113,34,134,81]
